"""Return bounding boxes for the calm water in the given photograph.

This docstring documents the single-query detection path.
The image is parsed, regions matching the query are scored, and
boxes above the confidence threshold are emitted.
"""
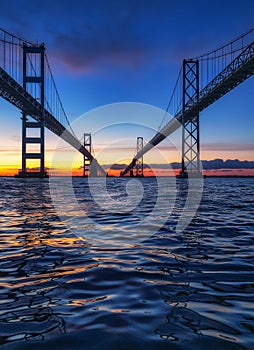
[0,177,253,350]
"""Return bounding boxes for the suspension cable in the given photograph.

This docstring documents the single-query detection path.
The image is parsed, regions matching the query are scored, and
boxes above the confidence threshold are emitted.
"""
[193,27,254,60]
[0,27,33,45]
[157,65,183,131]
[45,53,78,138]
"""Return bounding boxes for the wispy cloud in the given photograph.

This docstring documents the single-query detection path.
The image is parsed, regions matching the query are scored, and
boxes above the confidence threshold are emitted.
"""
[203,143,254,152]
[103,159,254,171]
[0,0,214,76]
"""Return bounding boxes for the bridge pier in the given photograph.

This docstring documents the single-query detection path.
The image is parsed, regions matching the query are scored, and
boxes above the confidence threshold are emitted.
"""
[135,137,144,177]
[179,59,203,178]
[83,133,91,177]
[16,44,48,178]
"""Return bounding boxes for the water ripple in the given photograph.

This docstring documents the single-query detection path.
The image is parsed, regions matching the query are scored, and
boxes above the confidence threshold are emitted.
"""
[0,177,253,349]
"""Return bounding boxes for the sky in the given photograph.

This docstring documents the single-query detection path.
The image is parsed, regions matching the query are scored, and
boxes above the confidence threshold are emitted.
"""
[0,0,254,176]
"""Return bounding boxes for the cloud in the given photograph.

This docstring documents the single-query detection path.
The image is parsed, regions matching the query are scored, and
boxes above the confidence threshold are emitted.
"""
[0,148,20,156]
[0,0,211,75]
[203,143,254,152]
[103,164,126,170]
[202,159,254,170]
[2,0,254,78]
[103,159,254,171]
[47,24,152,75]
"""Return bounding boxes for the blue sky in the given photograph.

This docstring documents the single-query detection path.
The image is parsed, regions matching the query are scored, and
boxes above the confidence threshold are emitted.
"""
[0,0,254,172]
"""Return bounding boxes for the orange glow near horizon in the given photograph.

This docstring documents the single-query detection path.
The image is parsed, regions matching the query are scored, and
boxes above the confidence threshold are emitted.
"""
[1,162,254,177]
[0,145,254,177]
[2,165,254,177]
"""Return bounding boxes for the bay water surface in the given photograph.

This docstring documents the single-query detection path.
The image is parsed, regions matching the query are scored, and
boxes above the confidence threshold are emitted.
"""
[0,177,253,349]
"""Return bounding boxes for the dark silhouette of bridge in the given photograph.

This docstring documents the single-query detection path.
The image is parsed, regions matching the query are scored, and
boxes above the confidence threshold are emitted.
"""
[0,29,105,177]
[121,29,254,177]
[0,28,253,178]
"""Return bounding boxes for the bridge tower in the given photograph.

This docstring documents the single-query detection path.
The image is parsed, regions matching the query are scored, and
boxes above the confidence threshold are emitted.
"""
[18,43,47,178]
[180,59,202,178]
[83,133,92,177]
[135,137,144,177]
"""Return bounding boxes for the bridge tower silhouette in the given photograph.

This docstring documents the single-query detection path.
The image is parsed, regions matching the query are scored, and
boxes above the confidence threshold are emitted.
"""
[180,59,201,178]
[83,133,92,177]
[0,28,106,177]
[0,28,254,178]
[135,137,144,177]
[19,43,47,177]
[121,28,254,178]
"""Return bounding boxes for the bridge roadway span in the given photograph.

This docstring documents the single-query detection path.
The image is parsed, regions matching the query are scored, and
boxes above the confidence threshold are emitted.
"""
[121,41,254,176]
[0,65,106,176]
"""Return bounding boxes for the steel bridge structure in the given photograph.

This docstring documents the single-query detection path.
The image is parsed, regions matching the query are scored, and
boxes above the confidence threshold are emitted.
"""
[0,28,105,177]
[121,29,254,177]
[0,28,254,178]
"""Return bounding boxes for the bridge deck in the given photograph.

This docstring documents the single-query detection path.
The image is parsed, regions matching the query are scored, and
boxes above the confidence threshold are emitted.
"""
[121,42,254,176]
[0,66,105,175]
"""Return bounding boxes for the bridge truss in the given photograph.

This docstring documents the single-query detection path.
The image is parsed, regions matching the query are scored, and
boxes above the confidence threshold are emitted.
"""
[121,28,254,177]
[0,28,105,177]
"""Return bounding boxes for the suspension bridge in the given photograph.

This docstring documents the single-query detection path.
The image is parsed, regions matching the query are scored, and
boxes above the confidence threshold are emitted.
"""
[0,28,253,178]
[0,28,105,177]
[121,29,254,177]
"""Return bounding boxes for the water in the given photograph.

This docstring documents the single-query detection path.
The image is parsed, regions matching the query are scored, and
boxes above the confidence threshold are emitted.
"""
[0,177,253,349]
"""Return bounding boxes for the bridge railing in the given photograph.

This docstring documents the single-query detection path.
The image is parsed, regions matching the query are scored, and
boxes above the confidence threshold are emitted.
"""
[123,28,254,176]
[0,28,107,176]
[197,27,254,93]
[159,28,254,130]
